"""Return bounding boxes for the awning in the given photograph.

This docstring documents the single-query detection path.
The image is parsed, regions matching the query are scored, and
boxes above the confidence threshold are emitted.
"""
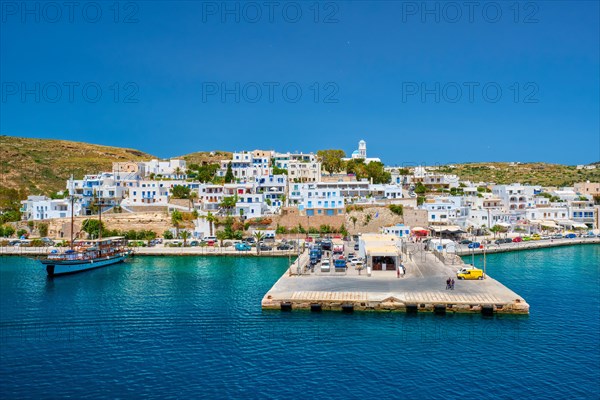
[411,226,428,232]
[573,223,588,229]
[366,245,400,257]
[429,225,465,234]
[496,222,511,227]
[540,220,559,228]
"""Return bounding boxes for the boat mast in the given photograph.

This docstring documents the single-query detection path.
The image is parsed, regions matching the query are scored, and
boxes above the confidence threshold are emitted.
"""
[98,192,103,253]
[70,175,74,250]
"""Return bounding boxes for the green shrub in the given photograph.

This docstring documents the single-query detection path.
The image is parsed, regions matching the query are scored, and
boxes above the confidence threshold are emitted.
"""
[388,204,403,216]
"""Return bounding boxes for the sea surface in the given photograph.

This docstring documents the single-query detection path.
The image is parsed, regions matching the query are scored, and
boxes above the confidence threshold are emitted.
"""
[1,245,599,399]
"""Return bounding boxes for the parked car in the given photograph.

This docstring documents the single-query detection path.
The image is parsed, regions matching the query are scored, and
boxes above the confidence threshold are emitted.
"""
[259,244,272,251]
[190,240,199,247]
[459,239,472,245]
[40,237,55,246]
[235,242,251,251]
[512,237,523,243]
[522,236,532,241]
[551,234,563,239]
[531,234,541,240]
[321,259,331,273]
[244,237,256,244]
[467,242,481,249]
[276,243,293,250]
[584,232,596,238]
[540,235,551,240]
[564,233,577,239]
[354,243,359,251]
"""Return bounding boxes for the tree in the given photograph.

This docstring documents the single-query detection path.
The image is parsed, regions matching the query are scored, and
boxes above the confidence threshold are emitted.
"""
[317,149,346,174]
[253,231,265,255]
[174,167,183,178]
[350,216,358,229]
[346,158,367,179]
[81,219,104,239]
[490,225,507,238]
[38,222,49,237]
[188,191,198,210]
[225,162,234,183]
[365,161,391,184]
[180,230,189,247]
[163,230,174,239]
[363,214,372,226]
[4,226,15,237]
[414,182,427,195]
[171,185,191,199]
[216,230,227,247]
[171,210,183,238]
[206,212,217,236]
[220,196,237,216]
[273,165,288,175]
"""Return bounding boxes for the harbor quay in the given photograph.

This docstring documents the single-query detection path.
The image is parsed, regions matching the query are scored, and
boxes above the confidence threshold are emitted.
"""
[262,238,531,315]
[0,246,298,257]
[453,237,600,255]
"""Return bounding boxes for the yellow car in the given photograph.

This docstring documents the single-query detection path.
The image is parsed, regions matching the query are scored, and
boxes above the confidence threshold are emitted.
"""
[532,234,541,240]
[457,268,484,280]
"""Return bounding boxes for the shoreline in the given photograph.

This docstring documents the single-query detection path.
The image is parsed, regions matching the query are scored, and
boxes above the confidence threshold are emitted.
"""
[1,237,598,258]
[0,246,300,258]
[453,237,599,256]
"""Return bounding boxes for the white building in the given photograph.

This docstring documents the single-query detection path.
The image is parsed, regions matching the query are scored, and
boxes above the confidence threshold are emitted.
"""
[122,180,201,206]
[295,183,345,216]
[142,159,187,179]
[342,139,381,164]
[20,196,82,221]
[382,224,412,238]
[492,184,540,211]
[217,150,273,182]
[273,152,321,182]
[256,175,287,213]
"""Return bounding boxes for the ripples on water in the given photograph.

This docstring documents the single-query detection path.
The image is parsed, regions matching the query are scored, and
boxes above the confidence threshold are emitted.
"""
[1,245,599,399]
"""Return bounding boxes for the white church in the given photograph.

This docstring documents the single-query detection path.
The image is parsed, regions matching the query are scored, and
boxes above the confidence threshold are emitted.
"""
[343,139,381,164]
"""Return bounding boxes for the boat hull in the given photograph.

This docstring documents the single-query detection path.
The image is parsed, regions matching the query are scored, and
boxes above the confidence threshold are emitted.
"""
[41,253,130,277]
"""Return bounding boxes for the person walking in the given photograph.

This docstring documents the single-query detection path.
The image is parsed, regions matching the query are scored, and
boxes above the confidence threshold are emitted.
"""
[446,277,451,290]
[451,278,455,290]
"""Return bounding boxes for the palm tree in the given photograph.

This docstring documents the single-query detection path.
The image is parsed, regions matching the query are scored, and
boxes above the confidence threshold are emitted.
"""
[171,210,183,238]
[363,214,372,226]
[350,216,358,230]
[174,167,182,178]
[180,230,189,247]
[253,231,265,255]
[189,191,198,211]
[220,195,237,216]
[206,212,217,236]
[216,230,227,247]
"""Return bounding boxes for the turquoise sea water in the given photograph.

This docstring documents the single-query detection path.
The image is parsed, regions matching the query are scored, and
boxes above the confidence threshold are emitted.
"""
[1,245,599,399]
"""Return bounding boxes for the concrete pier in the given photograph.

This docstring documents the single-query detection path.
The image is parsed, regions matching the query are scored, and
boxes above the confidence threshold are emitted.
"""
[262,245,531,315]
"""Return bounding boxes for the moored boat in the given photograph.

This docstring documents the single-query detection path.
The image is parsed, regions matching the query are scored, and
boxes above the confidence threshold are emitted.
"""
[41,237,132,277]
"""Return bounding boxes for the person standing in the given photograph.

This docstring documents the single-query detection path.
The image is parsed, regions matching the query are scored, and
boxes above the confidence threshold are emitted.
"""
[446,277,451,290]
[451,278,455,290]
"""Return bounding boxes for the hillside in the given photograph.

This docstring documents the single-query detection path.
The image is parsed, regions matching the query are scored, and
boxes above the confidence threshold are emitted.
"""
[0,135,154,196]
[437,162,600,187]
[178,151,232,166]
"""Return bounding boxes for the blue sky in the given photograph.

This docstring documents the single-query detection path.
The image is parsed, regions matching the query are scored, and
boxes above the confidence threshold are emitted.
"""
[1,1,599,165]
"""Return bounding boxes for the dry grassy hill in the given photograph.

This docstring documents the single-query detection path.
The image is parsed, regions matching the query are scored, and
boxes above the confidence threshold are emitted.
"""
[437,162,600,187]
[179,151,232,166]
[0,135,154,196]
